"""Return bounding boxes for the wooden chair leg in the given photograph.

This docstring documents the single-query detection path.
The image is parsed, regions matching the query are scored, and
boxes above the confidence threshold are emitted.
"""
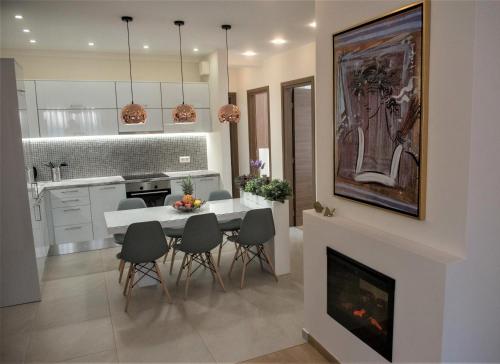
[163,237,173,264]
[184,255,193,299]
[204,253,216,281]
[169,239,178,274]
[260,245,279,282]
[118,259,125,283]
[256,246,265,272]
[217,243,223,267]
[208,252,226,292]
[123,263,133,296]
[176,253,188,286]
[228,244,241,277]
[240,247,247,289]
[124,264,136,312]
[154,262,172,303]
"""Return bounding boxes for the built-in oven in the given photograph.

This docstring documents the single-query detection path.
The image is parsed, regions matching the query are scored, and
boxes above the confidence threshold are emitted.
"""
[122,173,171,207]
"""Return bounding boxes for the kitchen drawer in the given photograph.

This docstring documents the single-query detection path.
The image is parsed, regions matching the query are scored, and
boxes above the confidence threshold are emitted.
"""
[54,223,93,244]
[52,204,92,227]
[50,187,89,201]
[51,195,90,209]
[170,179,184,195]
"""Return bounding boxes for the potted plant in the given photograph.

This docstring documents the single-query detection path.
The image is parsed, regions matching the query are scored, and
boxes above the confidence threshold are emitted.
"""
[261,179,292,203]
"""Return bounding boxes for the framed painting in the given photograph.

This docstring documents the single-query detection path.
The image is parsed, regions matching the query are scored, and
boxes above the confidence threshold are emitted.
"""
[333,2,429,219]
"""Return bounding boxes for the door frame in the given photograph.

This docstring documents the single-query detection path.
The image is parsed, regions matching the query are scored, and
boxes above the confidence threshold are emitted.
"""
[228,92,240,197]
[281,76,316,226]
[247,86,272,177]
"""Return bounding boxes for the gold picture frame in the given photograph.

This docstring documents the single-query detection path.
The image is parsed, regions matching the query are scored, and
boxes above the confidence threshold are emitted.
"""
[333,1,429,219]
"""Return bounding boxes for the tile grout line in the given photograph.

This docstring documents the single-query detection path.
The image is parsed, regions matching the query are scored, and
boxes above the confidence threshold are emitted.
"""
[100,249,121,363]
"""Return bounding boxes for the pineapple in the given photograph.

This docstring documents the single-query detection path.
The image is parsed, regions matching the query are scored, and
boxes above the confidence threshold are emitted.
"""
[181,176,194,195]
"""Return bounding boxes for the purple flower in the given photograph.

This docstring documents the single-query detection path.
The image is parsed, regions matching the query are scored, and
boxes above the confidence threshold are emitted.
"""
[250,159,265,170]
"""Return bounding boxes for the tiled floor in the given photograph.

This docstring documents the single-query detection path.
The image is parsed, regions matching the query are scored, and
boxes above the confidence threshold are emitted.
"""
[1,228,305,363]
[243,343,332,363]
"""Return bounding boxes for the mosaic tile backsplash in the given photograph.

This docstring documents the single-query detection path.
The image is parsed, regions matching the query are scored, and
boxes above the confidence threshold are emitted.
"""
[27,135,208,181]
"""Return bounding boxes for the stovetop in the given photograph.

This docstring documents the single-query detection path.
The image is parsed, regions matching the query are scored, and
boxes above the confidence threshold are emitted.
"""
[121,172,169,181]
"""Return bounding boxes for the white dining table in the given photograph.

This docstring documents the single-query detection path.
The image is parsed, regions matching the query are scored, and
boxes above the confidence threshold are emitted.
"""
[104,198,291,283]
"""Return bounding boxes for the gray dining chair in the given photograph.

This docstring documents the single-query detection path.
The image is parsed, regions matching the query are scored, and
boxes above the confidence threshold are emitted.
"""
[228,208,277,288]
[208,189,242,266]
[162,194,185,273]
[114,198,147,283]
[175,213,225,299]
[120,221,172,312]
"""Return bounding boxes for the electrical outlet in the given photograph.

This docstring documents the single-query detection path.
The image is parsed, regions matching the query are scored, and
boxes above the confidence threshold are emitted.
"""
[179,156,191,164]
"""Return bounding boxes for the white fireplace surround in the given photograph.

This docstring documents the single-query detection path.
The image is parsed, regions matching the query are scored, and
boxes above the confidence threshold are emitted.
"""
[303,210,462,363]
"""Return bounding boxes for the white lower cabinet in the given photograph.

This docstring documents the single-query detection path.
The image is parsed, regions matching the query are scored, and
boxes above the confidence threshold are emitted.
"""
[170,179,184,196]
[54,224,93,244]
[89,184,126,239]
[193,176,220,201]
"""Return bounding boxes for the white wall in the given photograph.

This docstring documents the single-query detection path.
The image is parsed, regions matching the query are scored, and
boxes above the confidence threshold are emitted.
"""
[441,1,500,361]
[0,49,201,81]
[315,0,474,257]
[205,50,232,191]
[310,0,500,361]
[231,42,315,178]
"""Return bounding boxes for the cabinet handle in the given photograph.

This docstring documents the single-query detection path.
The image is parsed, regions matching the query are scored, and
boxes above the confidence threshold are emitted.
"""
[63,208,81,212]
[62,199,80,203]
[61,190,80,194]
[65,226,82,231]
[69,104,85,108]
[34,205,42,221]
[99,186,116,190]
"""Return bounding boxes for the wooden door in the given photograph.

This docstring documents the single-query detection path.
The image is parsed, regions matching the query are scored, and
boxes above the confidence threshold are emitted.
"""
[282,77,315,226]
[247,86,271,176]
[228,92,240,197]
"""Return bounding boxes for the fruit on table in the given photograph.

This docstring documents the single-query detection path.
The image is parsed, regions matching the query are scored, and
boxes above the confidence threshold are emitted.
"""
[184,203,192,209]
[193,199,202,208]
[182,194,194,205]
[175,201,183,208]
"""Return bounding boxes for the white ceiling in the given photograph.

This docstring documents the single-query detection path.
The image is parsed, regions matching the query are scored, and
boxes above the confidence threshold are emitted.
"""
[1,0,315,66]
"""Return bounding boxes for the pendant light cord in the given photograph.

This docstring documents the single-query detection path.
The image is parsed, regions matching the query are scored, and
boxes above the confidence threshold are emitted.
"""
[126,19,134,103]
[177,23,185,104]
[225,28,230,101]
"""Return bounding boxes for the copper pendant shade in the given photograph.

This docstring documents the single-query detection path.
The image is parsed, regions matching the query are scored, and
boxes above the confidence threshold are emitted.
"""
[121,16,147,124]
[218,24,240,124]
[173,20,196,123]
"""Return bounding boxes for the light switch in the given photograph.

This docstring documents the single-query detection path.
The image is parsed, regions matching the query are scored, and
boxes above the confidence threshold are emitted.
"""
[179,156,191,163]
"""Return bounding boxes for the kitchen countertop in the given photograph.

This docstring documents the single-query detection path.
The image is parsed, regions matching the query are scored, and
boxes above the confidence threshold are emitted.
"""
[33,170,220,198]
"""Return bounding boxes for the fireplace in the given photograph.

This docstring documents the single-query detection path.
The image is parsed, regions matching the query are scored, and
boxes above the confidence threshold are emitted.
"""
[327,247,395,361]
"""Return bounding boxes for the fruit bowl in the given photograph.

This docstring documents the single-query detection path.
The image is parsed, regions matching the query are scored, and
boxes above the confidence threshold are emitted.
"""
[172,195,205,212]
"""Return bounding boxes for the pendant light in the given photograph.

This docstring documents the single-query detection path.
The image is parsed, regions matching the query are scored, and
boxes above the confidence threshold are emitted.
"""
[218,24,240,123]
[172,20,196,123]
[120,16,147,124]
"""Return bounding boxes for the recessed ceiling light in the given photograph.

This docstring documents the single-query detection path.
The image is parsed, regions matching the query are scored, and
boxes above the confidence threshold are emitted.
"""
[23,29,30,33]
[15,14,23,19]
[88,42,95,46]
[309,21,317,28]
[242,50,257,57]
[29,39,36,44]
[193,48,199,52]
[270,38,287,45]
[143,44,149,49]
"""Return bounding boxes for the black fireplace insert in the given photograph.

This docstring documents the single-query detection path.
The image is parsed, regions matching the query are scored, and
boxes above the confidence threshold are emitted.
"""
[327,247,395,361]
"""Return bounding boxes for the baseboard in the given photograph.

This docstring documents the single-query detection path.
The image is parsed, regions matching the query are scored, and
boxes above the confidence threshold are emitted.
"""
[302,328,340,363]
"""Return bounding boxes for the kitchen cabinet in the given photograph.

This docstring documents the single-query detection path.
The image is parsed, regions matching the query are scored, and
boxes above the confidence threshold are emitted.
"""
[170,175,220,200]
[49,187,93,244]
[24,81,40,137]
[161,82,210,108]
[163,108,211,133]
[89,184,126,239]
[116,82,162,109]
[193,176,220,201]
[39,109,118,137]
[118,109,164,133]
[29,193,50,258]
[36,80,117,109]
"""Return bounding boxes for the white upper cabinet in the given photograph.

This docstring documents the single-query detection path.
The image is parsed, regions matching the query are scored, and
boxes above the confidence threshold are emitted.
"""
[118,108,164,133]
[163,108,212,133]
[115,82,162,109]
[36,81,116,109]
[161,82,210,108]
[39,109,118,137]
